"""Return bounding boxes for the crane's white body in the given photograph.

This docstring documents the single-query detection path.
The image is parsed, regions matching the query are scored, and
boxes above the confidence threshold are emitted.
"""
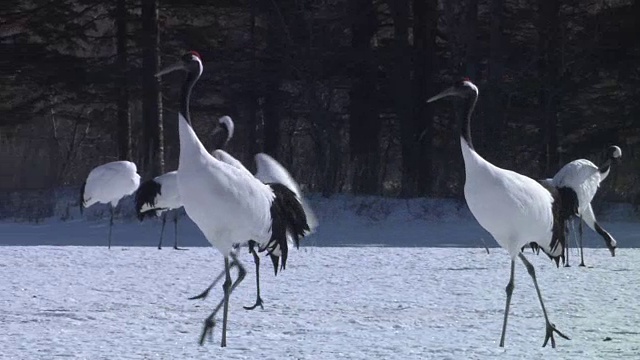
[540,154,619,261]
[462,140,557,258]
[139,171,181,215]
[178,114,275,254]
[211,150,318,236]
[83,161,140,208]
[550,159,607,214]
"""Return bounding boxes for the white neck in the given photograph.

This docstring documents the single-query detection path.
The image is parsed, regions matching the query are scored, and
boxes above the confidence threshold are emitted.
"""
[178,114,209,168]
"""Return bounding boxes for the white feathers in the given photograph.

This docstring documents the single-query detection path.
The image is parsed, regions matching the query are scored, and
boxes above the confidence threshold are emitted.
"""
[254,153,318,234]
[211,149,318,238]
[83,161,141,208]
[549,159,604,214]
[460,140,555,258]
[178,113,276,254]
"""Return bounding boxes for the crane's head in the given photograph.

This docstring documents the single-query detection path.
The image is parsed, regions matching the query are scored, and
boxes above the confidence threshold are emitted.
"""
[211,116,235,146]
[155,51,203,78]
[607,145,622,163]
[427,78,479,103]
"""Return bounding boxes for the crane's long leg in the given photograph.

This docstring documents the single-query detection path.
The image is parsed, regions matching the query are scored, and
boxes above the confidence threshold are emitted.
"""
[108,207,114,249]
[583,203,616,257]
[244,241,264,310]
[197,253,246,346]
[158,212,167,250]
[578,215,585,267]
[173,213,186,250]
[518,253,570,348]
[564,221,571,267]
[499,260,515,347]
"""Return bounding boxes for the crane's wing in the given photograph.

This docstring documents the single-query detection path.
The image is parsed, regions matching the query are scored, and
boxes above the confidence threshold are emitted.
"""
[254,153,318,234]
[551,159,602,206]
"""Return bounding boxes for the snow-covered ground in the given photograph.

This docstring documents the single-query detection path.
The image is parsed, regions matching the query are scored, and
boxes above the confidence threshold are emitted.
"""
[1,247,639,359]
[1,195,640,358]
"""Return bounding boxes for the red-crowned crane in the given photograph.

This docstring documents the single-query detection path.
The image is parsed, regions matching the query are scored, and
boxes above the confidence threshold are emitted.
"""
[134,116,234,250]
[156,51,310,347]
[428,78,572,348]
[539,146,621,266]
[210,149,318,310]
[80,160,141,249]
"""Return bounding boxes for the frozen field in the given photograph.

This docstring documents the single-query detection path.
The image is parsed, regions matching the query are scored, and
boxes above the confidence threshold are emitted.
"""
[1,246,639,359]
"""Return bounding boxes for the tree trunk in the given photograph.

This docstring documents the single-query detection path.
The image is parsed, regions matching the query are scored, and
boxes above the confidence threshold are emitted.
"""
[412,0,438,196]
[388,0,415,197]
[463,0,480,80]
[261,2,287,158]
[537,0,560,175]
[486,0,505,159]
[245,0,259,161]
[116,0,131,161]
[141,0,164,177]
[348,0,380,195]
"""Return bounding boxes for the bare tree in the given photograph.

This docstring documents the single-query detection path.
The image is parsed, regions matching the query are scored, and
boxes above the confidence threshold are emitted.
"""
[116,0,131,161]
[348,0,380,194]
[537,0,561,174]
[141,0,164,177]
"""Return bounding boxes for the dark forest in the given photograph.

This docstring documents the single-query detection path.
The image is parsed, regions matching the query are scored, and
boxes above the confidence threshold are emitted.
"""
[1,0,638,211]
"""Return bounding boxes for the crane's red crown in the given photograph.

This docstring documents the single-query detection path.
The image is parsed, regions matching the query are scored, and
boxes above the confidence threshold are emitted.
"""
[189,51,201,59]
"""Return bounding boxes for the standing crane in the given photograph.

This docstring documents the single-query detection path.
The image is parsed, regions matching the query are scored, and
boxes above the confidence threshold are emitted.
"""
[539,146,621,266]
[209,149,318,310]
[80,160,141,249]
[156,51,310,347]
[134,116,235,250]
[428,78,572,348]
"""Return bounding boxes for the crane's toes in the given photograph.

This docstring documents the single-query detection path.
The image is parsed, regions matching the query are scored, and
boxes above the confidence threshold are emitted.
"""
[189,288,211,300]
[542,322,570,348]
[198,318,216,346]
[243,297,264,310]
[173,246,188,251]
[579,262,586,267]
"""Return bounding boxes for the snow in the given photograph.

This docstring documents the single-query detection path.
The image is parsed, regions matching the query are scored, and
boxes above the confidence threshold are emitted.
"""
[1,194,640,358]
[1,247,640,358]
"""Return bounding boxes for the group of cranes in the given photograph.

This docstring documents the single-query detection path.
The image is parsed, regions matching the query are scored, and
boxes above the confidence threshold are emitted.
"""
[79,50,619,349]
[79,51,315,348]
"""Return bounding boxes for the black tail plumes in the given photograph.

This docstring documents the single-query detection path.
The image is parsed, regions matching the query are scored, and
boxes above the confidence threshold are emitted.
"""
[79,181,86,215]
[134,179,162,221]
[261,183,310,274]
[542,186,578,267]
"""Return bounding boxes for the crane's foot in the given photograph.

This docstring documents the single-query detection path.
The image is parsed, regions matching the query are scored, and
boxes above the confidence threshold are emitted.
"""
[579,262,586,267]
[157,246,162,250]
[189,287,212,300]
[173,246,188,251]
[564,263,571,268]
[243,296,264,310]
[542,322,570,348]
[198,317,216,346]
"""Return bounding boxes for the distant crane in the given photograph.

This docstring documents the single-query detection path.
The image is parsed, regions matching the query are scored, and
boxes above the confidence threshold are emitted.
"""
[428,78,571,348]
[539,146,621,266]
[156,51,311,347]
[80,160,141,249]
[134,116,235,250]
[210,149,318,310]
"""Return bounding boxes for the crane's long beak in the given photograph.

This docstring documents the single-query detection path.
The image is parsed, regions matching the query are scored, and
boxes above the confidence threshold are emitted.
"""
[427,86,456,103]
[155,61,186,77]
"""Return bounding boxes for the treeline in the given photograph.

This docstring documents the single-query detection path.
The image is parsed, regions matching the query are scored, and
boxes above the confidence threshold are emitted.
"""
[1,0,639,204]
